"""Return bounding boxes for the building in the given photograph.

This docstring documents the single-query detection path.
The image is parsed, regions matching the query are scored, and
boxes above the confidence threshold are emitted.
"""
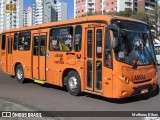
[32,3,36,25]
[56,1,68,21]
[43,0,57,23]
[0,0,23,33]
[133,0,156,12]
[34,0,44,25]
[32,0,68,25]
[157,1,160,32]
[74,0,134,18]
[23,7,33,27]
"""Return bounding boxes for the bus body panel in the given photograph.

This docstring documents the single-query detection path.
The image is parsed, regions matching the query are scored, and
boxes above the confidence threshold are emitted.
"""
[12,51,32,78]
[1,47,7,72]
[112,58,157,98]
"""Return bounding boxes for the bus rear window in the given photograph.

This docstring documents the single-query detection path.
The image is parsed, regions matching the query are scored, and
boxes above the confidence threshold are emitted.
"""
[1,35,6,50]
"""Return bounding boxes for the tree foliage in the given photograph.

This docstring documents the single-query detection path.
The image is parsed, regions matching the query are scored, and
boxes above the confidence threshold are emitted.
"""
[130,12,148,23]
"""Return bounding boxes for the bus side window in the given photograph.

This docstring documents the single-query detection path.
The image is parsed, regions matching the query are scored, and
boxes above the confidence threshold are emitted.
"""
[40,35,46,56]
[1,35,6,50]
[18,32,31,51]
[104,29,112,68]
[50,27,73,52]
[14,33,18,50]
[50,29,60,51]
[74,25,82,52]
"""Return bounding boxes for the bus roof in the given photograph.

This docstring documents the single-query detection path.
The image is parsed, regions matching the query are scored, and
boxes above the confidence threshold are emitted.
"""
[2,15,147,34]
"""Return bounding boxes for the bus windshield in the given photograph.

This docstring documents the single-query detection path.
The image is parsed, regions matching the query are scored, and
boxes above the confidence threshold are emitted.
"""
[111,20,156,66]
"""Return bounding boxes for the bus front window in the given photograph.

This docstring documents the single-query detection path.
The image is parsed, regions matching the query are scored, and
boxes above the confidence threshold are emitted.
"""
[112,20,156,66]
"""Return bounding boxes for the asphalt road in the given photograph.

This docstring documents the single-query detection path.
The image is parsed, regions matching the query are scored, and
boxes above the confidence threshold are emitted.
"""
[0,68,160,120]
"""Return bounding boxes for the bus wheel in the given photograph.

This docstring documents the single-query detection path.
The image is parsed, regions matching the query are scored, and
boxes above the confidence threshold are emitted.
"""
[66,71,81,96]
[15,64,25,83]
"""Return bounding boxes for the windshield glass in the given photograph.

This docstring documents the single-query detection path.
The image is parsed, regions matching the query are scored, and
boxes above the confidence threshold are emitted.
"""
[111,20,156,66]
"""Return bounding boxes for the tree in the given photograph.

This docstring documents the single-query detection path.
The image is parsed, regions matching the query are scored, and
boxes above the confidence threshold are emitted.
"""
[117,9,136,17]
[130,12,148,23]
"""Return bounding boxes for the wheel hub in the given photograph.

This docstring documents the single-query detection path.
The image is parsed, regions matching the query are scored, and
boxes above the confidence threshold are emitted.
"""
[69,76,78,91]
[17,69,23,80]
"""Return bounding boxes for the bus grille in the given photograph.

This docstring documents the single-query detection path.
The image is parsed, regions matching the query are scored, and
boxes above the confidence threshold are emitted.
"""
[133,79,151,84]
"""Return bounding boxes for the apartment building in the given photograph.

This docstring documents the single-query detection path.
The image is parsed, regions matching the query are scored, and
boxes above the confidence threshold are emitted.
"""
[0,0,23,33]
[43,0,57,23]
[23,7,33,27]
[32,0,68,25]
[74,0,134,18]
[133,0,156,12]
[56,1,68,21]
[34,0,44,25]
[32,3,36,25]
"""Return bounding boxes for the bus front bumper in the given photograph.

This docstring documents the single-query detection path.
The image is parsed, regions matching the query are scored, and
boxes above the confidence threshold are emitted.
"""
[112,75,158,99]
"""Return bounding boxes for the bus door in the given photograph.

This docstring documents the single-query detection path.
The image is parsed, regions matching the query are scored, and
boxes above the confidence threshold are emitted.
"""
[6,36,13,73]
[85,27,103,93]
[1,35,7,72]
[33,33,47,80]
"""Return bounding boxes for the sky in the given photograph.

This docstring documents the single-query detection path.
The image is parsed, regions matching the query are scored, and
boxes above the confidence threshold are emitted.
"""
[24,0,74,19]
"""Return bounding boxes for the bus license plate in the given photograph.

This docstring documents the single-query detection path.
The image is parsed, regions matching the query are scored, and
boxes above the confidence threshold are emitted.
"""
[141,88,148,94]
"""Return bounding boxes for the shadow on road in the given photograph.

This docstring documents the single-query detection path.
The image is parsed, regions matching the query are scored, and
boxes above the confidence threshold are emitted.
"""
[23,78,68,92]
[84,86,159,104]
[20,78,160,104]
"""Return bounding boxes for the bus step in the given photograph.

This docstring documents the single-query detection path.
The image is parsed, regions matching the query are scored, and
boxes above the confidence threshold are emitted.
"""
[33,79,46,84]
[84,90,102,95]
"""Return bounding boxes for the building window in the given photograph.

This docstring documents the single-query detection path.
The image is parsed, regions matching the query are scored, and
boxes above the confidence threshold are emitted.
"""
[74,25,82,52]
[50,27,73,51]
[18,31,31,51]
[1,35,6,50]
[14,33,18,50]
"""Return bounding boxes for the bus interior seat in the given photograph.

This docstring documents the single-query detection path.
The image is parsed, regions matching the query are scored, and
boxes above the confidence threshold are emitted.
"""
[59,41,70,51]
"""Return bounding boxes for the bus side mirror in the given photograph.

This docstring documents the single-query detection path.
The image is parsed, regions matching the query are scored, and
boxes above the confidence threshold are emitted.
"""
[112,35,119,49]
[107,24,120,50]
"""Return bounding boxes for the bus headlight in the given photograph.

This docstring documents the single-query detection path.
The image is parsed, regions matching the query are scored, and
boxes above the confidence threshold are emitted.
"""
[121,75,131,84]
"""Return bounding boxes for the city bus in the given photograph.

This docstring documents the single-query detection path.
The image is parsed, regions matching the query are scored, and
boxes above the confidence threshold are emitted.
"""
[0,15,158,98]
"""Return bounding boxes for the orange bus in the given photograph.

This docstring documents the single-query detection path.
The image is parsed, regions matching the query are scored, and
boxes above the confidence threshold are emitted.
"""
[0,15,158,98]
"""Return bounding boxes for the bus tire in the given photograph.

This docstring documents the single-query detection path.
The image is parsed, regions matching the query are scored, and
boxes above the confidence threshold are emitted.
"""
[15,64,25,83]
[66,71,81,96]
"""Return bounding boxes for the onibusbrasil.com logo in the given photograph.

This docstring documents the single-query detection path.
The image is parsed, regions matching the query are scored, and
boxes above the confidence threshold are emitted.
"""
[1,112,42,118]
